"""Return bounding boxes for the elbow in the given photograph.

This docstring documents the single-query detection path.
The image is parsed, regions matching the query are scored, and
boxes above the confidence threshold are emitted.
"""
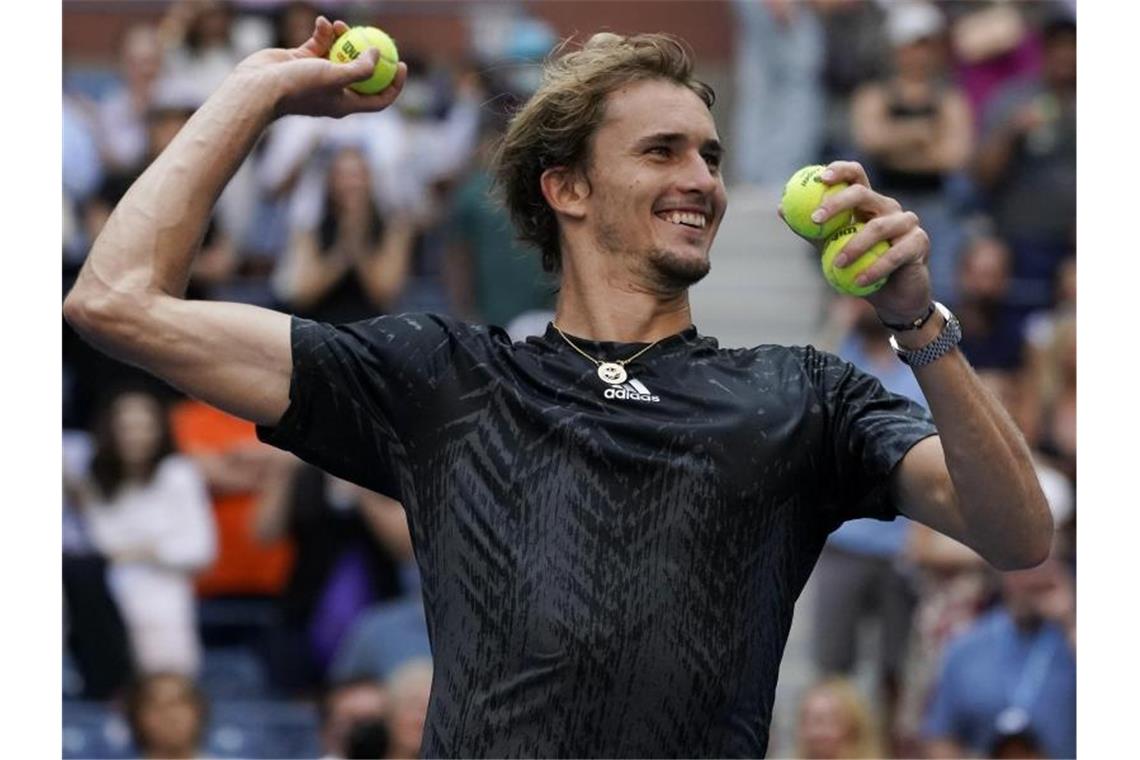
[986,501,1055,572]
[63,278,152,349]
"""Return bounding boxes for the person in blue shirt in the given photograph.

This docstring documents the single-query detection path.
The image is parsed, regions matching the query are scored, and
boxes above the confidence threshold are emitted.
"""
[921,554,1075,759]
[813,298,929,750]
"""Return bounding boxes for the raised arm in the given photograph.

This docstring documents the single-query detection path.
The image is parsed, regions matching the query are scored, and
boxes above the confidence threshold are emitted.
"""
[800,160,1053,570]
[63,17,407,426]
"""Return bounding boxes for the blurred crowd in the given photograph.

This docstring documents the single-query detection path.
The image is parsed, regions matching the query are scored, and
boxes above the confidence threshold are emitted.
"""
[61,1,1075,758]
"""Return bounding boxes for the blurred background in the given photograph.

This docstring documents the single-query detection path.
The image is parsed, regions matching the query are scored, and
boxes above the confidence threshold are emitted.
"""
[61,0,1076,757]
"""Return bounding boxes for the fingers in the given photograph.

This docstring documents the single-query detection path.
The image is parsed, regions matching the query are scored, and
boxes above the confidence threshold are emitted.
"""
[298,15,334,55]
[329,62,408,117]
[849,226,929,287]
[327,46,381,87]
[815,182,902,227]
[832,211,919,267]
[820,160,870,188]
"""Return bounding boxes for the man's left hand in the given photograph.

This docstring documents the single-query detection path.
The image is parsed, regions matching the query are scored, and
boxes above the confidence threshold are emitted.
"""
[809,160,933,325]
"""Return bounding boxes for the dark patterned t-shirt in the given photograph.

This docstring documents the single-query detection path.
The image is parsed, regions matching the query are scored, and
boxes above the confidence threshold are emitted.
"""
[257,314,937,758]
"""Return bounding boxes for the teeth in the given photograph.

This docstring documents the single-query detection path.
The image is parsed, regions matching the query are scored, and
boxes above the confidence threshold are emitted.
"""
[660,211,707,229]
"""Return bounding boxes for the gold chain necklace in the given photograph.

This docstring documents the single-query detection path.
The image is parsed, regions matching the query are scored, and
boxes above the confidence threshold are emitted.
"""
[551,322,665,385]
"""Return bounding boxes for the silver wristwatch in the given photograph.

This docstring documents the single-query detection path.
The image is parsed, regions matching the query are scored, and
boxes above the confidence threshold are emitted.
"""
[889,302,962,368]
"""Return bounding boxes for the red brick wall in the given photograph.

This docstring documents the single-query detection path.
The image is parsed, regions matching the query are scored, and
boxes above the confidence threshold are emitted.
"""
[63,0,734,66]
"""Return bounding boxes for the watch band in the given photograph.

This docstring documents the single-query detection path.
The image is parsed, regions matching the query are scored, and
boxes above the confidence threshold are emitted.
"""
[889,302,962,368]
[879,302,936,332]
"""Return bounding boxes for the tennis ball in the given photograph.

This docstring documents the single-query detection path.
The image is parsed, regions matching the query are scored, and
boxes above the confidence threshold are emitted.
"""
[780,165,852,240]
[821,223,888,297]
[328,26,399,94]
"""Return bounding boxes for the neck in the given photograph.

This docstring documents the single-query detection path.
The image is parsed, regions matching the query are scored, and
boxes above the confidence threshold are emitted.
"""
[553,256,694,343]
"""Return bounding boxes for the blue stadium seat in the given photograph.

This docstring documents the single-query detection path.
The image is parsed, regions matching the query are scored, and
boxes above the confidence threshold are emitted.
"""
[205,701,322,759]
[62,702,134,760]
[199,646,270,699]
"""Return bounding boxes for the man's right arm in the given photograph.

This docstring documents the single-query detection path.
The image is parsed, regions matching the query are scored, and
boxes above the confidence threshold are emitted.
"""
[63,16,406,426]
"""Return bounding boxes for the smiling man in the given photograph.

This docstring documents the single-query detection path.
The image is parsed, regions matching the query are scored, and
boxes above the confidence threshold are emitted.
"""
[64,21,1053,757]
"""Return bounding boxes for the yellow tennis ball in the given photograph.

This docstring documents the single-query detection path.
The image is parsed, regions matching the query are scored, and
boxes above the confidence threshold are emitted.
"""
[821,223,888,297]
[780,165,852,240]
[328,26,399,94]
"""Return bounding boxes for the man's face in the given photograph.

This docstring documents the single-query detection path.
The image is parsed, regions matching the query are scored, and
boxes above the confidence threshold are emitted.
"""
[577,78,728,292]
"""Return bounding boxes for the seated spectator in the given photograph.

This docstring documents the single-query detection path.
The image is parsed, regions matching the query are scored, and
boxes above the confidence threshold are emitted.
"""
[850,1,973,303]
[445,108,555,329]
[812,298,926,751]
[274,145,417,324]
[72,388,216,677]
[794,677,883,759]
[319,676,390,760]
[384,659,433,760]
[256,458,408,693]
[921,552,1076,759]
[944,1,1044,132]
[170,399,294,600]
[92,24,163,175]
[330,592,431,685]
[972,9,1075,321]
[63,429,135,700]
[124,672,209,760]
[1032,313,1076,484]
[954,231,1027,371]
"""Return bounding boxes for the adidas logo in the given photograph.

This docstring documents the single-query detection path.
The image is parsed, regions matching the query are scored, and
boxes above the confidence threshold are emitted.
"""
[603,378,661,403]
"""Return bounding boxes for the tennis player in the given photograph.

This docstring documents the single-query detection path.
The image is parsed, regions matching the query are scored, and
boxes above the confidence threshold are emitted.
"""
[65,18,1053,757]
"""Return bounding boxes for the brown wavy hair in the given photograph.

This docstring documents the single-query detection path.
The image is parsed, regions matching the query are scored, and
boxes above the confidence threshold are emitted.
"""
[492,32,715,274]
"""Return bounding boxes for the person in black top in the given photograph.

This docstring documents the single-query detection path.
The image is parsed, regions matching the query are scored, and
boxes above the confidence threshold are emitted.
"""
[65,17,1054,758]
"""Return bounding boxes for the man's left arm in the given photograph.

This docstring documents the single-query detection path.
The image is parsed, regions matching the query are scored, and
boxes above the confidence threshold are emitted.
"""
[800,160,1053,570]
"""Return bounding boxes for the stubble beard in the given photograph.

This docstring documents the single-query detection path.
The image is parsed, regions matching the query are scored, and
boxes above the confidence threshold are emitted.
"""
[596,218,711,295]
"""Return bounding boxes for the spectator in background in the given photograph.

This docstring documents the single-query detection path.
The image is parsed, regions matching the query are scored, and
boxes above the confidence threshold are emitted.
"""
[124,672,209,760]
[812,0,889,160]
[256,458,407,694]
[384,658,433,760]
[730,0,825,185]
[169,399,294,602]
[794,677,883,759]
[812,297,925,752]
[330,488,430,685]
[921,552,1076,759]
[274,145,417,324]
[972,10,1076,323]
[157,0,267,104]
[70,389,216,677]
[850,1,972,304]
[944,1,1044,133]
[1033,313,1076,484]
[63,94,104,268]
[71,390,216,678]
[319,676,391,760]
[93,24,164,175]
[63,432,135,701]
[954,231,1027,372]
[445,107,555,331]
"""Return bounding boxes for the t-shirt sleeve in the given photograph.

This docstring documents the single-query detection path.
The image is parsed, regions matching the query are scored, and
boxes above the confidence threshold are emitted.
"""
[800,344,938,524]
[256,313,466,499]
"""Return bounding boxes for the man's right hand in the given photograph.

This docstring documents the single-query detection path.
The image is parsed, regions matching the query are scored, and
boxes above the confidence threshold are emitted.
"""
[233,16,408,120]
